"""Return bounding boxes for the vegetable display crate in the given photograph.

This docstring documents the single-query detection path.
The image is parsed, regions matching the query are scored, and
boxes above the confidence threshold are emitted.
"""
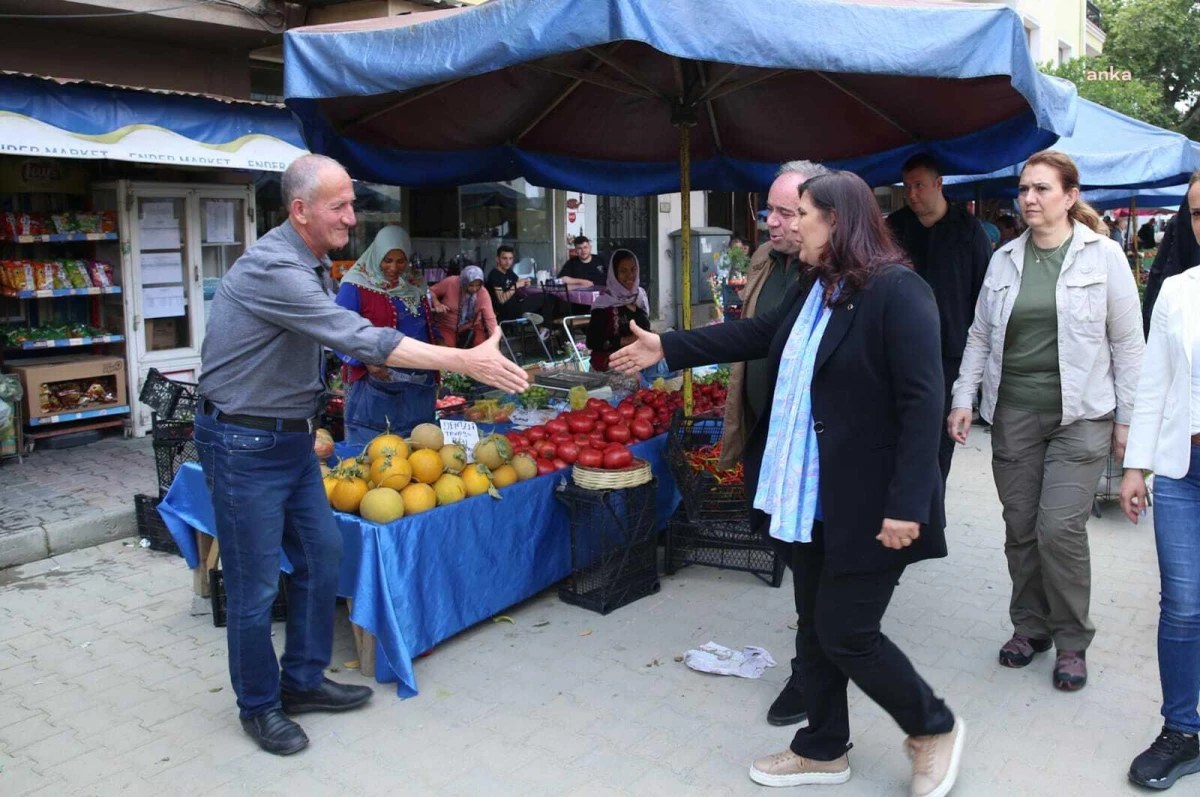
[555,480,660,615]
[209,570,289,628]
[133,493,181,556]
[139,368,197,421]
[152,417,198,497]
[666,413,746,524]
[665,510,784,587]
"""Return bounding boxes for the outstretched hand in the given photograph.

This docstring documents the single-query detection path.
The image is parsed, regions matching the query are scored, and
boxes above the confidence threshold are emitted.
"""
[459,327,530,394]
[608,321,664,375]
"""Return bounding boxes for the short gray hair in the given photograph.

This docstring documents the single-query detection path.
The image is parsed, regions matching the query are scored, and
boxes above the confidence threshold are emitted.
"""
[281,154,346,208]
[777,160,828,180]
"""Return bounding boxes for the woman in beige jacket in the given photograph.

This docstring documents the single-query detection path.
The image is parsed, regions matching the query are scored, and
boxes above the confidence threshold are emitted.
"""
[947,150,1144,691]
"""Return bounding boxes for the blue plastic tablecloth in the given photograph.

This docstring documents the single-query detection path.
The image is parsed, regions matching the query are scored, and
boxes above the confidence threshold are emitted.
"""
[157,434,679,697]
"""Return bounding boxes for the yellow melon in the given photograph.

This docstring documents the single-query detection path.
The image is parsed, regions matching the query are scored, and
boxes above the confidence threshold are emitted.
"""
[510,453,537,482]
[359,487,405,524]
[408,448,444,485]
[410,423,444,451]
[439,444,467,474]
[461,464,493,497]
[367,431,409,463]
[338,456,369,480]
[491,464,518,489]
[401,482,437,515]
[330,474,369,514]
[434,473,466,506]
[370,454,412,490]
[473,434,513,470]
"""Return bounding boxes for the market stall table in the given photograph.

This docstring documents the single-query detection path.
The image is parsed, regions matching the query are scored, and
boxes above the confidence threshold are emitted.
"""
[156,433,679,698]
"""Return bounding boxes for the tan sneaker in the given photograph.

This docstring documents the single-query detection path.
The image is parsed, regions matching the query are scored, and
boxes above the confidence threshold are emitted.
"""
[748,748,851,787]
[905,718,966,797]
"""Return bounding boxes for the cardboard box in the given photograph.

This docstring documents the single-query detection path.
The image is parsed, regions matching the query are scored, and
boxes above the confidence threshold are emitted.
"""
[5,354,127,421]
[147,319,178,352]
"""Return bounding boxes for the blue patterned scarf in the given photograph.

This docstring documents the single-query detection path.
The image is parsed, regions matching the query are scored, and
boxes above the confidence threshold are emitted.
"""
[752,279,835,543]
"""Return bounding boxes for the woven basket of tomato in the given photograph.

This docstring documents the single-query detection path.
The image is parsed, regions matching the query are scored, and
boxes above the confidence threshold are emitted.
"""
[666,412,746,524]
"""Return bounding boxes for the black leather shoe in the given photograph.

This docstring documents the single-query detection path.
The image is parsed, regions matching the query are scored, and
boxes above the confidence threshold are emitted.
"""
[281,677,374,714]
[240,709,309,756]
[767,673,808,726]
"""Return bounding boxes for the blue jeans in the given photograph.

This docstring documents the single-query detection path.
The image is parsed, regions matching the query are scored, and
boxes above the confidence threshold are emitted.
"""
[1154,444,1200,735]
[193,404,343,719]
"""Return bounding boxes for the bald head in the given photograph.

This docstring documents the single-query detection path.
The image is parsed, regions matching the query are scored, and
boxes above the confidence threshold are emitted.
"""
[282,154,356,257]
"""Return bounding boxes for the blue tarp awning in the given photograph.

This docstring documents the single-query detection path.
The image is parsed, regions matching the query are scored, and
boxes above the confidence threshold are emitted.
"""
[944,99,1200,199]
[0,72,307,172]
[1083,186,1188,212]
[282,0,1077,193]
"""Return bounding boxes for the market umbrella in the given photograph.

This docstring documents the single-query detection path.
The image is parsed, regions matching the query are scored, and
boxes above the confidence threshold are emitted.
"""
[284,0,1077,406]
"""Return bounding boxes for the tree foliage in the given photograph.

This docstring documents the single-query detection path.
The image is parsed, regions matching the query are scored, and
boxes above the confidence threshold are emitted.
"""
[1042,57,1179,129]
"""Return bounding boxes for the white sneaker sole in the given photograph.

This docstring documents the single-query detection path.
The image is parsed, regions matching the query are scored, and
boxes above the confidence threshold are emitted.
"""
[748,764,851,788]
[921,718,966,797]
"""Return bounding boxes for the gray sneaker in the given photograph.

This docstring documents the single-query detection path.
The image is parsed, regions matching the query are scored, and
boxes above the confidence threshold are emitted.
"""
[905,717,965,797]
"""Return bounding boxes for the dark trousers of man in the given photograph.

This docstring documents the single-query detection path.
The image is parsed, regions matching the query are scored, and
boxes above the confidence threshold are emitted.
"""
[939,357,961,484]
[788,522,955,760]
[193,403,342,719]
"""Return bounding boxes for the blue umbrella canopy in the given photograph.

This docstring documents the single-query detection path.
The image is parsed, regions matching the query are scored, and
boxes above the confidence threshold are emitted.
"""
[943,99,1200,199]
[283,0,1076,193]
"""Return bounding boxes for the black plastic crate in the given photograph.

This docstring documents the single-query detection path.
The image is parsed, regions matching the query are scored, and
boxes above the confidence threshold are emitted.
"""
[153,434,198,497]
[555,480,660,615]
[134,493,181,556]
[209,570,289,628]
[139,369,198,421]
[666,413,747,524]
[665,510,784,587]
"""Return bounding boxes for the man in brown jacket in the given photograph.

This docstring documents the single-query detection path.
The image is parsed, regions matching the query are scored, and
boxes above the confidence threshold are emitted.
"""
[721,160,827,727]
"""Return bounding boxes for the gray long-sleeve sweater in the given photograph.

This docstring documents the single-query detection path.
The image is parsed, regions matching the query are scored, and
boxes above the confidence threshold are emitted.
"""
[198,221,404,419]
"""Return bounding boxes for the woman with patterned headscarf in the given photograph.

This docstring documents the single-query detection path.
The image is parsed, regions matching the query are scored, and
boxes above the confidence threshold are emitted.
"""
[431,265,497,349]
[334,225,437,446]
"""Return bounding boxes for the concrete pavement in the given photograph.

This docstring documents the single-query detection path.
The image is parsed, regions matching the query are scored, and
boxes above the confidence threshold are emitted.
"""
[0,430,1169,796]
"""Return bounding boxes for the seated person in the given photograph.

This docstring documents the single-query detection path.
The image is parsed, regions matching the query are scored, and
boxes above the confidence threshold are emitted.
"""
[487,244,531,322]
[431,266,496,348]
[586,249,650,372]
[558,235,607,289]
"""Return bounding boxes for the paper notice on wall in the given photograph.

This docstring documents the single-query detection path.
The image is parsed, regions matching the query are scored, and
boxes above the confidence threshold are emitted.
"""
[141,251,183,285]
[143,285,186,319]
[204,200,237,244]
[141,224,180,250]
[140,201,181,250]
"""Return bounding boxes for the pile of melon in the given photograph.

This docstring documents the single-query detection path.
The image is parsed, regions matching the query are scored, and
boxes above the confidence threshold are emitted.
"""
[320,422,543,524]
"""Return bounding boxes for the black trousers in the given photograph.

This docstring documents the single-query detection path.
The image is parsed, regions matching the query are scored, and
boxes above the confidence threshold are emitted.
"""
[756,508,803,682]
[939,357,961,485]
[788,523,955,761]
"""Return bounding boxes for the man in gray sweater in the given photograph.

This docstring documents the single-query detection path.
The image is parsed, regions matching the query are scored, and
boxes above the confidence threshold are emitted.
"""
[196,154,527,756]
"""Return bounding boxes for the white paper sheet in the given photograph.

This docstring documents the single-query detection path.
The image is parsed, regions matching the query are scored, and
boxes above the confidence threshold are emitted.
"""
[204,200,237,244]
[141,202,177,228]
[141,252,183,285]
[143,285,186,319]
[140,225,180,250]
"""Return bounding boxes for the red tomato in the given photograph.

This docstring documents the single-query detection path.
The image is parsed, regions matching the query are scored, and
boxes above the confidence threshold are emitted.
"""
[600,409,622,426]
[634,406,655,421]
[630,419,655,440]
[587,398,609,411]
[526,426,548,442]
[551,432,574,446]
[546,418,569,436]
[588,431,607,448]
[577,448,604,468]
[605,425,632,443]
[536,441,557,460]
[575,434,592,446]
[617,402,636,419]
[556,442,580,464]
[552,458,568,470]
[583,408,600,421]
[535,457,556,476]
[567,416,594,434]
[603,446,634,469]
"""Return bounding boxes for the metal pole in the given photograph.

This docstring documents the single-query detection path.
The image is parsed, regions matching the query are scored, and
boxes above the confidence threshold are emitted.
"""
[1130,195,1139,264]
[680,124,693,415]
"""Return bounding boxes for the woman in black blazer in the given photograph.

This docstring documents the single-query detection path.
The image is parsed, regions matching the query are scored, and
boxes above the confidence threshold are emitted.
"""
[613,172,962,795]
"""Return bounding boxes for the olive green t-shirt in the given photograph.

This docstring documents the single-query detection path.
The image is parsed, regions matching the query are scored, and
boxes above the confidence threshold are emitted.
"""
[997,236,1073,414]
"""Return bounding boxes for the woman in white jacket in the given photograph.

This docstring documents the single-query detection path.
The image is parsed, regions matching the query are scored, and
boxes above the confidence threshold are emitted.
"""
[1120,173,1200,791]
[948,150,1144,692]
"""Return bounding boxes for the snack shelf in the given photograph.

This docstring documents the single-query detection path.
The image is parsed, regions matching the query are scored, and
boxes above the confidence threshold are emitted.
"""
[5,233,120,244]
[28,405,130,426]
[9,334,124,350]
[4,287,122,299]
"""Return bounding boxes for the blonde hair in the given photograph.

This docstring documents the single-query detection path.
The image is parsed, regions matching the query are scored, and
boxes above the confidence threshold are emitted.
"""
[1189,170,1200,188]
[1022,150,1107,235]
